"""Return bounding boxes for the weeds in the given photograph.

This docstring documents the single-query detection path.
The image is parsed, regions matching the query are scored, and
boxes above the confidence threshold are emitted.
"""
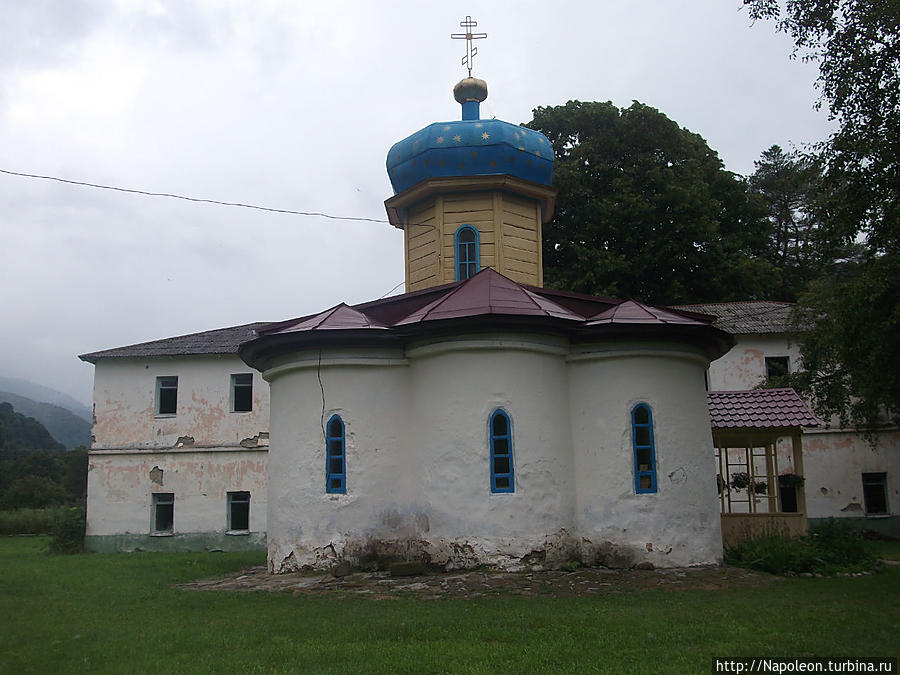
[726,520,879,575]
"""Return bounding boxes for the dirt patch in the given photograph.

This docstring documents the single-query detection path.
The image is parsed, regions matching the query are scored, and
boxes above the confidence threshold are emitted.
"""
[179,565,780,598]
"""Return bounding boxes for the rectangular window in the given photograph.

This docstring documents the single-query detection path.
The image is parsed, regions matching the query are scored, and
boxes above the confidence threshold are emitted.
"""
[231,374,253,413]
[765,356,789,379]
[151,493,174,534]
[156,376,178,416]
[227,491,251,532]
[862,473,888,515]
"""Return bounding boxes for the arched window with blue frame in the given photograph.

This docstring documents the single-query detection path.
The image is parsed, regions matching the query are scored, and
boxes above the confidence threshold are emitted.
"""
[325,414,346,494]
[455,225,480,281]
[489,409,514,493]
[631,404,657,494]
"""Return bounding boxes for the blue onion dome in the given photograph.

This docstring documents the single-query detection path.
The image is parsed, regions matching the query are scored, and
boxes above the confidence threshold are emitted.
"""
[386,78,555,195]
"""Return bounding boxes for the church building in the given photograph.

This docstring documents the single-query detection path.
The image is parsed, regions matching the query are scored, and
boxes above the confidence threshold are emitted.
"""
[79,24,774,569]
[238,69,734,572]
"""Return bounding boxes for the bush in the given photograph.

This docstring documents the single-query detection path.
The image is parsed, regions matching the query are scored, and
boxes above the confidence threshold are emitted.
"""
[48,506,85,554]
[726,520,878,575]
[0,506,65,535]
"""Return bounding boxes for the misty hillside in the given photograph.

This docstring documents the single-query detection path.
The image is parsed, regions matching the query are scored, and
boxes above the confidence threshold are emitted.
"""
[0,402,66,452]
[0,376,91,422]
[0,392,91,450]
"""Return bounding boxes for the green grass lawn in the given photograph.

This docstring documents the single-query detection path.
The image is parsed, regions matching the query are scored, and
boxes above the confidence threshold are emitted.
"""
[1,537,897,674]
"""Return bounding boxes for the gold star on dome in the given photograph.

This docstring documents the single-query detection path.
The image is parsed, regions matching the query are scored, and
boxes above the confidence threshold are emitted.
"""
[444,125,451,131]
[436,136,445,144]
[535,150,541,157]
[475,123,483,128]
[453,134,462,142]
[538,137,545,144]
[481,132,490,140]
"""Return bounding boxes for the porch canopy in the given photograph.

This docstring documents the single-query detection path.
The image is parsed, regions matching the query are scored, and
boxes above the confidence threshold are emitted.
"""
[707,388,819,546]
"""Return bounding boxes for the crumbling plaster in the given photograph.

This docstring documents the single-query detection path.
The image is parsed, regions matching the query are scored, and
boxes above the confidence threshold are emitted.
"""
[264,334,723,573]
[709,333,898,520]
[86,355,270,549]
[91,355,269,449]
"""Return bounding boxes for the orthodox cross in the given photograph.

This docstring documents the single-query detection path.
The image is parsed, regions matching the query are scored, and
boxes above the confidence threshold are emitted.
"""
[451,15,487,77]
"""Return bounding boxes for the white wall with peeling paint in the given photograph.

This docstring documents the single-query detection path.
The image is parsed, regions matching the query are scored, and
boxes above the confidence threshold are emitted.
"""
[264,335,722,572]
[706,334,802,391]
[86,356,269,546]
[709,334,899,521]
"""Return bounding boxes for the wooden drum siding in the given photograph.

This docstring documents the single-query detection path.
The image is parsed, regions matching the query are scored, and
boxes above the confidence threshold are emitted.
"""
[403,190,543,291]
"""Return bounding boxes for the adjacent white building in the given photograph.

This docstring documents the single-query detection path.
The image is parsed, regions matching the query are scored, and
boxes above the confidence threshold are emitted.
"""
[676,301,899,536]
[80,324,270,551]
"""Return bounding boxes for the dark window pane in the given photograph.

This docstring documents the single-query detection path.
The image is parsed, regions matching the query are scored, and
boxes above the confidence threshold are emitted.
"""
[639,475,653,490]
[158,387,177,415]
[495,476,510,489]
[330,477,342,490]
[635,427,651,447]
[633,406,649,425]
[328,440,343,456]
[862,473,888,514]
[636,448,652,470]
[765,357,789,379]
[233,385,252,412]
[494,456,510,474]
[459,227,476,243]
[328,418,342,437]
[493,438,509,455]
[492,414,508,436]
[230,500,250,531]
[154,502,173,532]
[329,458,343,474]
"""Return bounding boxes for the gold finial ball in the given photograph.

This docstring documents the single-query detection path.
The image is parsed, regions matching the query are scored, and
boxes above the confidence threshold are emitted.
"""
[453,77,488,104]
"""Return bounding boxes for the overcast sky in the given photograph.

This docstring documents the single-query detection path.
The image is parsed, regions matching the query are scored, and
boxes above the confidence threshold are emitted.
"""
[0,0,834,407]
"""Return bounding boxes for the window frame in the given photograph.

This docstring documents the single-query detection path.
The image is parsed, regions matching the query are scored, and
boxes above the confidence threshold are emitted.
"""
[489,409,515,494]
[631,403,658,494]
[151,492,174,535]
[861,472,889,515]
[325,414,346,494]
[230,373,253,413]
[454,225,480,281]
[155,376,178,417]
[227,490,251,533]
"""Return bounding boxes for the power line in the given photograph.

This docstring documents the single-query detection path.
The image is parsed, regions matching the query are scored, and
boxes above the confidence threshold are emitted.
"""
[0,167,390,224]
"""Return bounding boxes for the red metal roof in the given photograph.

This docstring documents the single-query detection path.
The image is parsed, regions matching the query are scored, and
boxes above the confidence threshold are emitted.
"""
[707,388,819,429]
[265,303,387,335]
[395,268,583,325]
[588,300,708,326]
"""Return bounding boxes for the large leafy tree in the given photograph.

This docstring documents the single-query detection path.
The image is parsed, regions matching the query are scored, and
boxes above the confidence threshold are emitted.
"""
[745,0,900,428]
[527,101,778,304]
[749,145,825,300]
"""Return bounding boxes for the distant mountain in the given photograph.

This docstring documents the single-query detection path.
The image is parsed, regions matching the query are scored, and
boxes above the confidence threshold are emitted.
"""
[0,392,91,450]
[0,376,91,422]
[0,401,66,452]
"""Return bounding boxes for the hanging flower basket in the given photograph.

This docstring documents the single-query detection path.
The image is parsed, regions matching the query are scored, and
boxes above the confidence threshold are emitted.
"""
[779,473,806,488]
[753,480,768,495]
[730,472,751,490]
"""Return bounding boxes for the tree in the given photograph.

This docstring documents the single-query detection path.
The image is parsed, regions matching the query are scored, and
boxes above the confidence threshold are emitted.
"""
[749,145,826,300]
[745,0,900,428]
[527,100,779,304]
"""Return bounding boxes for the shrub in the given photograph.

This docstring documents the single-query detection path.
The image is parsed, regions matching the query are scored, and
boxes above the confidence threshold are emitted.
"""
[48,506,85,554]
[0,506,64,535]
[726,520,878,575]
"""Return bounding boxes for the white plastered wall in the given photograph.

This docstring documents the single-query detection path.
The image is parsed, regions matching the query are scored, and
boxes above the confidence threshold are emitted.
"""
[86,355,269,542]
[264,335,723,572]
[707,334,802,391]
[568,344,723,567]
[709,333,898,519]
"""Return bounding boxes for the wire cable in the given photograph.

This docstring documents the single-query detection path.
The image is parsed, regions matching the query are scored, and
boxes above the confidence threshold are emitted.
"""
[0,167,390,224]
